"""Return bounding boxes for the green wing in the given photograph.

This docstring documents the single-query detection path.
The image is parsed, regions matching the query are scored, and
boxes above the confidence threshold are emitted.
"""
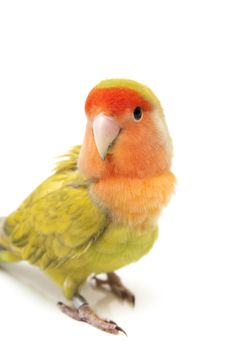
[4,146,108,269]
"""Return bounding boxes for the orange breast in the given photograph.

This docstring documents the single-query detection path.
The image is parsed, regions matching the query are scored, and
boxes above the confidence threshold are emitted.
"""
[90,172,176,227]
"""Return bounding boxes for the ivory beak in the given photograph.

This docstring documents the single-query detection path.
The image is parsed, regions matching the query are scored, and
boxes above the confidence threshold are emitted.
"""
[93,114,121,160]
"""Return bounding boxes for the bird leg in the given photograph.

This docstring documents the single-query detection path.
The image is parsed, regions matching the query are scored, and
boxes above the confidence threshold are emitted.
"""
[57,295,126,335]
[93,272,135,306]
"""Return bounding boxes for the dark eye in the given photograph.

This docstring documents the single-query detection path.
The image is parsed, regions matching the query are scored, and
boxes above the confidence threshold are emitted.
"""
[133,106,142,120]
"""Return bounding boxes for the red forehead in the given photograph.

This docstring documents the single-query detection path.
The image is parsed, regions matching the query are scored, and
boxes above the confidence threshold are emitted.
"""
[85,87,152,117]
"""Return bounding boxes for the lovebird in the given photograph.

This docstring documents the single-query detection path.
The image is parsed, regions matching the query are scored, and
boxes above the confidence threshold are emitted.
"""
[0,79,175,334]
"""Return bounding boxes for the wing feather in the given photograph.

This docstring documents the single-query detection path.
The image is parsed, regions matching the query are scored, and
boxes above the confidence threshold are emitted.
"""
[4,146,108,269]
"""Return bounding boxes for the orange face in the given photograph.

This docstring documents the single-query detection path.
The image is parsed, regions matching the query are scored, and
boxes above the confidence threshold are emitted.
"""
[85,87,153,122]
[78,86,172,180]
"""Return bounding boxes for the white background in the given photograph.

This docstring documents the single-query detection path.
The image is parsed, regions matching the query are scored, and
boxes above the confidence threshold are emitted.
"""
[0,0,232,349]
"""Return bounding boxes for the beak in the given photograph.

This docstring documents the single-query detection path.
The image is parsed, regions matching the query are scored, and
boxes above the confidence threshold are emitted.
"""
[93,114,121,160]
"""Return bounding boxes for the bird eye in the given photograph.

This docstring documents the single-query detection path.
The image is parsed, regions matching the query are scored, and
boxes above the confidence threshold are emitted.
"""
[133,106,142,121]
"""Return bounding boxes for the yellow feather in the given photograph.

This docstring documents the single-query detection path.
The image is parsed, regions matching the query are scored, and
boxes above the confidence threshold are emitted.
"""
[1,145,159,298]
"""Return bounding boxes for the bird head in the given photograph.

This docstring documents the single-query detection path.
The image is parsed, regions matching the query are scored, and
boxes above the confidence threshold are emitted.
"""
[78,79,173,179]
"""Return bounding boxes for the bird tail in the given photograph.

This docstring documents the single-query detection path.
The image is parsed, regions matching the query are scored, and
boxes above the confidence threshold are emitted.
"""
[0,217,21,263]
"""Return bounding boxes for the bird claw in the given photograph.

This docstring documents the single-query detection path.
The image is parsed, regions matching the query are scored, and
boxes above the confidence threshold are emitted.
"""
[104,319,127,336]
[93,272,135,306]
[57,301,126,336]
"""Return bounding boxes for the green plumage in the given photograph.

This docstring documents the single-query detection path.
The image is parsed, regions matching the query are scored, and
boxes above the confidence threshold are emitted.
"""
[0,146,158,299]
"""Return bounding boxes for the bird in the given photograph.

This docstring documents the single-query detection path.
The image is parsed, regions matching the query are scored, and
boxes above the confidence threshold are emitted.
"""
[0,79,175,335]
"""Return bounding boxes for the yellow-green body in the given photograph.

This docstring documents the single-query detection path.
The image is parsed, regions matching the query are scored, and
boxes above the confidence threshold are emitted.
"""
[0,146,158,299]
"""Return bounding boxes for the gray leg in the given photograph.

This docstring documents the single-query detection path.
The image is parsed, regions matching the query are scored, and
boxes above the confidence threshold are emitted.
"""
[57,295,126,335]
[93,272,135,305]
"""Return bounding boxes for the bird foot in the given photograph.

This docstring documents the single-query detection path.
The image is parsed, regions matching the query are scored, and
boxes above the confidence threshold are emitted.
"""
[93,272,135,306]
[57,301,126,336]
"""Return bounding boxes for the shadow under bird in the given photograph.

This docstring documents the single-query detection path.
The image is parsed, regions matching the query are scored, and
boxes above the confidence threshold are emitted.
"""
[0,79,175,335]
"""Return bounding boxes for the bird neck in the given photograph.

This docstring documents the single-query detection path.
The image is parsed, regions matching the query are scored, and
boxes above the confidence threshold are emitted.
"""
[89,172,176,227]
